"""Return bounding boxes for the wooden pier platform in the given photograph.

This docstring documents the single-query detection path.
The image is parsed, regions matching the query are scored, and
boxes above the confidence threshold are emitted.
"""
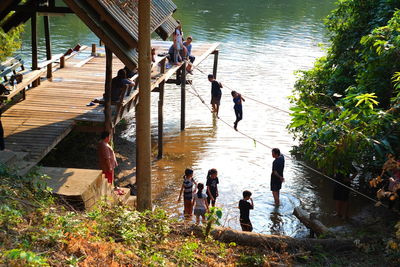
[2,41,219,165]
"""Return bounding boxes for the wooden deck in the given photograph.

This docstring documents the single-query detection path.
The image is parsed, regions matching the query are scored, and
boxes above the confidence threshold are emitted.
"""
[2,41,219,164]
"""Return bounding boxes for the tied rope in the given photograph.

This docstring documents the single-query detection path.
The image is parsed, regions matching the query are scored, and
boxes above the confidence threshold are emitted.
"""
[185,67,387,208]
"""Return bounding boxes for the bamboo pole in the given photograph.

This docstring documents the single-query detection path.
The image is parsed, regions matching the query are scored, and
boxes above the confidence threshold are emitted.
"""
[180,62,186,131]
[104,47,113,134]
[44,16,52,78]
[137,0,152,211]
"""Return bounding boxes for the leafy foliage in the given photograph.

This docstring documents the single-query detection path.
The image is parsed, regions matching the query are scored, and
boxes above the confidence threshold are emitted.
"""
[0,17,24,62]
[205,206,223,236]
[289,0,400,175]
[0,167,285,266]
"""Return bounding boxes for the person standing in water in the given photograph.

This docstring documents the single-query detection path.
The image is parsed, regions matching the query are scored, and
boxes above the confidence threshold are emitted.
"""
[192,183,209,224]
[206,168,219,207]
[231,91,245,130]
[178,168,197,217]
[239,190,254,232]
[208,74,223,117]
[271,148,285,206]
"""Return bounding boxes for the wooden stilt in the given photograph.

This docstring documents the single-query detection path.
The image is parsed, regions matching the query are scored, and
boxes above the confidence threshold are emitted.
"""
[104,47,113,134]
[31,12,38,87]
[212,50,219,79]
[137,0,152,211]
[180,62,186,131]
[157,83,165,159]
[44,16,52,79]
[60,56,65,68]
[92,43,96,56]
[157,59,166,159]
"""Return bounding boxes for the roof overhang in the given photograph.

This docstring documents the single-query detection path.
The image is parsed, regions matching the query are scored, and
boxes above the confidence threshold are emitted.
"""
[0,0,179,69]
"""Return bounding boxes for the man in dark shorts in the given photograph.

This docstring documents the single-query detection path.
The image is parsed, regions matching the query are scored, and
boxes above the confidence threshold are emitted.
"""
[333,172,355,219]
[271,148,285,206]
[239,190,254,232]
[208,74,222,117]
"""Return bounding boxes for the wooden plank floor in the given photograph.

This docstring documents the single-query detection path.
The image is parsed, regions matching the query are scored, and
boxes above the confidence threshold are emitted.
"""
[2,41,219,163]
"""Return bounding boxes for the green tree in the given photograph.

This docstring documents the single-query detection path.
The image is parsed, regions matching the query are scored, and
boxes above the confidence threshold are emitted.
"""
[289,0,400,175]
[0,19,24,62]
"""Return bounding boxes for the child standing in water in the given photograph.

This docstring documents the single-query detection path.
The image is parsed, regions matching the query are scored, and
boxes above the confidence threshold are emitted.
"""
[206,168,219,207]
[231,91,245,130]
[178,169,197,217]
[192,183,209,224]
[239,190,254,232]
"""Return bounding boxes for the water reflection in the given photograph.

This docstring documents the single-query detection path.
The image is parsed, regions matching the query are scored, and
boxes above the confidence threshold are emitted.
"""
[18,0,368,237]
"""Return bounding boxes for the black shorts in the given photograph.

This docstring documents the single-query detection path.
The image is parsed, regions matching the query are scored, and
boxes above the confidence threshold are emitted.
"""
[333,183,350,201]
[270,177,282,191]
[240,219,253,232]
[211,95,221,105]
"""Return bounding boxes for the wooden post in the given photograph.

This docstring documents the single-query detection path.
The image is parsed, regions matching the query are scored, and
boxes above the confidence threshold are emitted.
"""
[137,0,152,211]
[44,16,52,78]
[104,47,113,134]
[31,12,39,87]
[180,62,186,131]
[91,43,96,56]
[157,82,165,159]
[157,59,166,159]
[212,50,219,79]
[60,56,65,68]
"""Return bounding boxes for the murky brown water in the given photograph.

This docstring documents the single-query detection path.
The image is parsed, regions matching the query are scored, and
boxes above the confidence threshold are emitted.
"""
[20,0,370,237]
[119,0,368,237]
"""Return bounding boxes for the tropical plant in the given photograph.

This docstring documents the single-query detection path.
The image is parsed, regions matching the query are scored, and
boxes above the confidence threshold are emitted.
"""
[289,0,400,175]
[205,206,222,236]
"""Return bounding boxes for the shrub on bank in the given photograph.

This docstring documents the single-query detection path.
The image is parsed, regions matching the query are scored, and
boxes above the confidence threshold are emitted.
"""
[289,0,400,175]
[0,167,297,266]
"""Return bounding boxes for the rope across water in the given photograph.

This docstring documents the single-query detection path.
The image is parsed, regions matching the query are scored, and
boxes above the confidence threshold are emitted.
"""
[185,64,387,208]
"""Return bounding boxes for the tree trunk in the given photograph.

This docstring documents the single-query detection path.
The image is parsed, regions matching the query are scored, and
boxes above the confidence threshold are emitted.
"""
[293,207,330,236]
[186,225,354,252]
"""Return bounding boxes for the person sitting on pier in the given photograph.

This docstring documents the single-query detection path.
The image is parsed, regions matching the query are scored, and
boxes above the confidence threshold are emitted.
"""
[231,91,245,130]
[123,65,137,79]
[208,74,223,117]
[89,69,134,106]
[167,44,175,65]
[111,69,135,102]
[166,44,193,74]
[183,36,195,63]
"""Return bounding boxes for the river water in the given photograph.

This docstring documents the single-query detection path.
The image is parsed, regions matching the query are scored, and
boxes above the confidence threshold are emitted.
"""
[19,0,368,237]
